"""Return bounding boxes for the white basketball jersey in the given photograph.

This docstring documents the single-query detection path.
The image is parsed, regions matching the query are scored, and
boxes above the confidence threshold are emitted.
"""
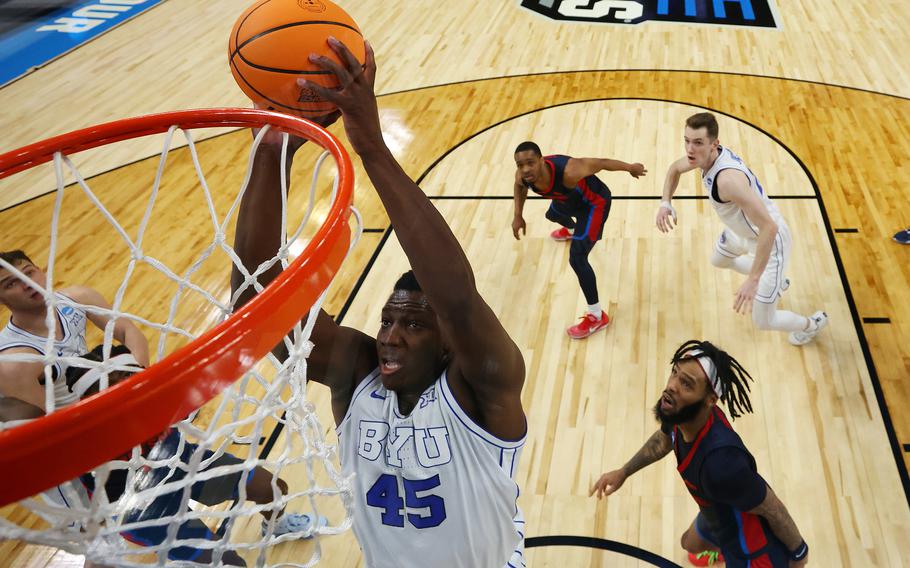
[338,369,526,568]
[0,292,87,407]
[701,146,787,242]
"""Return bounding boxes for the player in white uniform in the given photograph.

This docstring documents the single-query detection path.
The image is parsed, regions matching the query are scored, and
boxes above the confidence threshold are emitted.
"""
[0,249,150,410]
[232,40,527,567]
[656,113,828,346]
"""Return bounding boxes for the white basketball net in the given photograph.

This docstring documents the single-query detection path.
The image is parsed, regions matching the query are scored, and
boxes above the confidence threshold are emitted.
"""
[0,123,359,567]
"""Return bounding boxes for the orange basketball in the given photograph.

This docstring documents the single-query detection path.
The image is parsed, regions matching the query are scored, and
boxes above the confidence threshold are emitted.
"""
[229,0,365,118]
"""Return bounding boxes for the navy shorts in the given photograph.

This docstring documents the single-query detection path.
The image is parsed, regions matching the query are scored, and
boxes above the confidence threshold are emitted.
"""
[695,512,790,568]
[119,434,249,561]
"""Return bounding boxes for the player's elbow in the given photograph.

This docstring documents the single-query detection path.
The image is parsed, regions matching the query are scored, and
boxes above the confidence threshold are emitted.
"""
[760,220,778,238]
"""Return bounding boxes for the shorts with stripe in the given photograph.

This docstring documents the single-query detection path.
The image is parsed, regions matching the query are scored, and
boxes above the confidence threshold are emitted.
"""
[713,223,791,304]
[118,436,248,561]
[695,512,790,568]
[547,179,612,243]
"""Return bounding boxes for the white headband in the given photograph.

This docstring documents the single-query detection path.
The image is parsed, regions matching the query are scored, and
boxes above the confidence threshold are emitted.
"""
[71,353,144,398]
[686,349,723,398]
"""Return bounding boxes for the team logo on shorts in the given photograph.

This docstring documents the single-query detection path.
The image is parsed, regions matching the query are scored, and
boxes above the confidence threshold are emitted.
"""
[60,306,74,315]
[520,0,778,28]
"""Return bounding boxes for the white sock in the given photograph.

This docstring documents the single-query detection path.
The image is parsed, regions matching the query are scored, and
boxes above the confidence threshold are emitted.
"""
[587,303,602,318]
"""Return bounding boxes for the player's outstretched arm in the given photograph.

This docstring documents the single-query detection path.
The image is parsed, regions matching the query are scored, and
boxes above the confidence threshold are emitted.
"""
[656,157,694,232]
[303,39,525,439]
[589,429,672,498]
[715,171,779,314]
[512,171,528,240]
[64,286,150,367]
[565,158,647,183]
[232,131,376,416]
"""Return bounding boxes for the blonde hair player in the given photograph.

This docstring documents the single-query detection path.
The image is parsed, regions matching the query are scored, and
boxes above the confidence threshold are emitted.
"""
[656,113,827,346]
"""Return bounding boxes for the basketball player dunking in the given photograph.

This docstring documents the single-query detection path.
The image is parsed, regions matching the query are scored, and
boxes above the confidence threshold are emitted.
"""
[590,340,809,568]
[512,143,646,339]
[233,39,527,567]
[656,113,827,346]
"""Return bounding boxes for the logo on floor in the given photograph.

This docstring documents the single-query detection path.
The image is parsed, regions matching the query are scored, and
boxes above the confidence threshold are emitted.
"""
[520,0,778,28]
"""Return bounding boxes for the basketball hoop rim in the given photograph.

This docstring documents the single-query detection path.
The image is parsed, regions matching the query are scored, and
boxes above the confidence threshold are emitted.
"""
[0,109,354,506]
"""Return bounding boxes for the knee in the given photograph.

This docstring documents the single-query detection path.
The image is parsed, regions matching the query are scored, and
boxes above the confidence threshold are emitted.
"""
[568,249,590,272]
[680,528,701,553]
[249,468,288,502]
[710,251,733,269]
[752,304,774,330]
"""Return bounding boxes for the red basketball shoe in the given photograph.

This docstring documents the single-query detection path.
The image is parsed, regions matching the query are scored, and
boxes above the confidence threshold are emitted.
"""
[566,312,610,339]
[550,227,572,241]
[688,550,724,566]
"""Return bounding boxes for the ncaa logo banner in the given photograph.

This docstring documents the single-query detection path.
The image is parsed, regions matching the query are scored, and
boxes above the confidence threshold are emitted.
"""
[520,0,778,28]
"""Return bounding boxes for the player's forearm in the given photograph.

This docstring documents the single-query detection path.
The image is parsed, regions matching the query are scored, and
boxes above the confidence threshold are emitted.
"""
[359,141,478,312]
[120,324,150,367]
[598,158,633,173]
[513,186,527,219]
[233,144,290,309]
[621,430,672,477]
[747,222,778,281]
[752,486,804,552]
[661,168,681,201]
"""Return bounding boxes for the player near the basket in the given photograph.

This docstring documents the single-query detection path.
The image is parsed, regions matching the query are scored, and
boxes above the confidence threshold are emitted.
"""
[232,39,527,568]
[656,113,827,346]
[590,340,809,568]
[0,343,325,567]
[0,249,150,409]
[512,143,646,339]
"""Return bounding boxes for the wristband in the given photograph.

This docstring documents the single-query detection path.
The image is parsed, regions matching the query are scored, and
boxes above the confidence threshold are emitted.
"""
[789,540,808,562]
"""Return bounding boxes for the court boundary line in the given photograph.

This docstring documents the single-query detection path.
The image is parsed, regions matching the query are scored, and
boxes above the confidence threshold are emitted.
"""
[379,68,910,102]
[324,96,910,513]
[525,535,683,567]
[3,69,907,215]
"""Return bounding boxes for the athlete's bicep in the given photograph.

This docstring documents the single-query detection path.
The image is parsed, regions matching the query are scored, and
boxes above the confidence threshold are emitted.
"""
[63,286,113,330]
[673,156,697,174]
[0,357,48,409]
[717,172,776,229]
[446,298,525,398]
[564,157,599,185]
[307,310,377,392]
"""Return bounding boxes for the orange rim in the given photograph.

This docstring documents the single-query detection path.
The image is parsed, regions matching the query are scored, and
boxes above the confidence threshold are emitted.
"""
[0,109,353,506]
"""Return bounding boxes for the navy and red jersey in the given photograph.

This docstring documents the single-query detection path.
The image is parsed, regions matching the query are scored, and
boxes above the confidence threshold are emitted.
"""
[524,154,610,214]
[668,407,789,565]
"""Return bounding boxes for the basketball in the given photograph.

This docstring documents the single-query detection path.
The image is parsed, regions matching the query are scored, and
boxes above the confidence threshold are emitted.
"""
[229,0,365,118]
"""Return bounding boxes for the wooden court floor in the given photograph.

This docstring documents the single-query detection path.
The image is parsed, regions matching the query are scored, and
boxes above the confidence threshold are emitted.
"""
[2,1,910,566]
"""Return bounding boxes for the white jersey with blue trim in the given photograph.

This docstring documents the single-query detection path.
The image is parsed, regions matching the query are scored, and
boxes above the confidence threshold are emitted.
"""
[0,292,87,407]
[337,369,526,568]
[701,146,787,242]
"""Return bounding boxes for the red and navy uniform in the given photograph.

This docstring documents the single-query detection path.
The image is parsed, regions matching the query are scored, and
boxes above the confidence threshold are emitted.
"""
[524,154,612,243]
[670,407,790,567]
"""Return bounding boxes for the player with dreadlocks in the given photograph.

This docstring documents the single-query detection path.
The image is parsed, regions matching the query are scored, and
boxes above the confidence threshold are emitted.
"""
[589,340,808,567]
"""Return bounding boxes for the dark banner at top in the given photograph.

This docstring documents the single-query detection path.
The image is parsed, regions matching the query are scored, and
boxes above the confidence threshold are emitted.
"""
[520,0,778,28]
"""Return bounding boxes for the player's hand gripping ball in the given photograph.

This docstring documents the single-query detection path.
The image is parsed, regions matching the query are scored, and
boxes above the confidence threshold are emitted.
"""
[229,0,366,118]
